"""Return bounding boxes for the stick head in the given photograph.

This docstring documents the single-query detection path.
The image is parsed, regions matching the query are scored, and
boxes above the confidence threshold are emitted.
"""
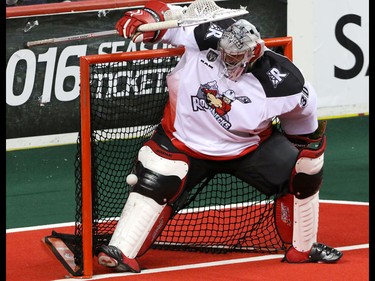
[165,0,248,21]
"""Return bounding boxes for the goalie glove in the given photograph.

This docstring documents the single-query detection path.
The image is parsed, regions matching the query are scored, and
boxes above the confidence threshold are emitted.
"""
[115,0,170,43]
[285,120,327,150]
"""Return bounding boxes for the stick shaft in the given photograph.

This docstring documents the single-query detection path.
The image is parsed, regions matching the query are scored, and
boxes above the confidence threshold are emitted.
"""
[137,20,179,31]
[26,30,118,48]
[24,21,178,48]
[25,8,247,47]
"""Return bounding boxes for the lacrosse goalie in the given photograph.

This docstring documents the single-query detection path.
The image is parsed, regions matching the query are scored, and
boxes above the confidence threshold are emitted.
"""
[96,0,343,273]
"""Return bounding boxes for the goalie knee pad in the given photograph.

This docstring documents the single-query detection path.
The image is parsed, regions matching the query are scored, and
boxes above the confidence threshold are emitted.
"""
[132,139,189,205]
[289,135,326,199]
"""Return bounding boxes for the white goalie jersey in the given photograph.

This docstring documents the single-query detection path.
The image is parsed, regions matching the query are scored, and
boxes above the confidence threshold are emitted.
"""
[160,20,318,160]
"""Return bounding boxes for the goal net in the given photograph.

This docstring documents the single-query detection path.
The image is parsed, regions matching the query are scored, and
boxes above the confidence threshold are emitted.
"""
[45,37,293,278]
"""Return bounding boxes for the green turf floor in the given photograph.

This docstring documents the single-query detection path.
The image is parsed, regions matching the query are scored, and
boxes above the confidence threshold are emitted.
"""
[6,116,369,229]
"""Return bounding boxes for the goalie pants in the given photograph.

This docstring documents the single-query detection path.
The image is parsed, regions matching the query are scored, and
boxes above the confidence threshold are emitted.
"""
[151,124,299,200]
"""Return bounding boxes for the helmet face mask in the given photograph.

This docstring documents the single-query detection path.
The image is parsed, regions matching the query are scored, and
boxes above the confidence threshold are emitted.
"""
[218,19,264,81]
[222,52,248,69]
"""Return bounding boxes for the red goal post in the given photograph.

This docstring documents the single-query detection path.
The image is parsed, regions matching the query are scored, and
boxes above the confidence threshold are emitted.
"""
[79,47,185,277]
[76,36,293,278]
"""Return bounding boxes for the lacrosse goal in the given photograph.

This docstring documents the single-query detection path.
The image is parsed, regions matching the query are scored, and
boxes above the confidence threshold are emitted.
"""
[45,37,293,278]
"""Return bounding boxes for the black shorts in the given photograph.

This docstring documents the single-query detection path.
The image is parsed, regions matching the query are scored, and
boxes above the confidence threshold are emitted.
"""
[150,125,299,197]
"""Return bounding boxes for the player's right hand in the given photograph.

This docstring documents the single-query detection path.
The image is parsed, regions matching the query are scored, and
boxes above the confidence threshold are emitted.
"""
[115,10,154,42]
[115,0,170,43]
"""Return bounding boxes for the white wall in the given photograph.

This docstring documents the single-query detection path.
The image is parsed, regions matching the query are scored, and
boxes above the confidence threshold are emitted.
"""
[288,0,369,118]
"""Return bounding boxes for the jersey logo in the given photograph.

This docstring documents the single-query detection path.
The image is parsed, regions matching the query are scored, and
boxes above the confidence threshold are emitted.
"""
[191,80,251,130]
[266,67,289,88]
[205,23,224,39]
[280,202,292,226]
[206,50,218,62]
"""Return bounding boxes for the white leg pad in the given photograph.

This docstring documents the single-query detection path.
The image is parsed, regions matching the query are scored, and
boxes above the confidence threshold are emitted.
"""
[109,192,165,258]
[292,192,319,252]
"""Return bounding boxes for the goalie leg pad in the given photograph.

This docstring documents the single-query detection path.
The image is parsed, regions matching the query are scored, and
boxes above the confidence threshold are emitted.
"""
[275,193,294,244]
[132,139,189,205]
[105,140,189,260]
[290,136,326,199]
[276,192,320,252]
[108,192,172,259]
[292,192,319,251]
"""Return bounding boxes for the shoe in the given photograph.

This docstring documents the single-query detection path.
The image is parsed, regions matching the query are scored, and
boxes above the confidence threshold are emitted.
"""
[97,245,141,273]
[282,242,343,263]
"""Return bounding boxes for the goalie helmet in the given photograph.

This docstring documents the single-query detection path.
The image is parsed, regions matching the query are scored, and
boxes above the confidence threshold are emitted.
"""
[218,19,265,81]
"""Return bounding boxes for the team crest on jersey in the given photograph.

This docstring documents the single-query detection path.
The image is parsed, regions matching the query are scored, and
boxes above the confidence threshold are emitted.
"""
[266,67,289,88]
[191,80,251,130]
[206,50,218,62]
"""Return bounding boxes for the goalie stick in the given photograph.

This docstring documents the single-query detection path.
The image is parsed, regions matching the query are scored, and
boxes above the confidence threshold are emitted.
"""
[25,0,248,48]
